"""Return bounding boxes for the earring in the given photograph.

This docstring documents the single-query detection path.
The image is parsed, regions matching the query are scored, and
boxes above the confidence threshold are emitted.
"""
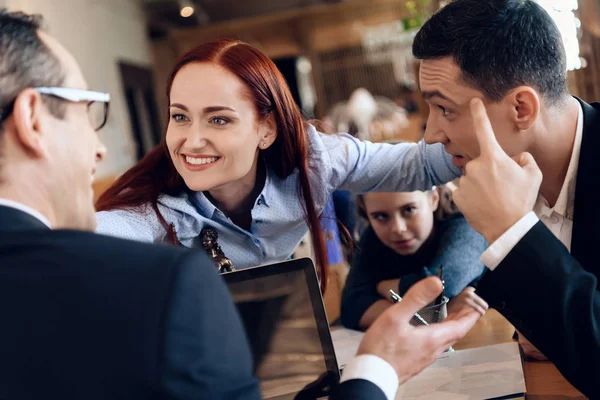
[261,142,267,148]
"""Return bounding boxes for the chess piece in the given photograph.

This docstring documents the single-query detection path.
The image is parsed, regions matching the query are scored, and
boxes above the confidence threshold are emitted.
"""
[200,227,235,273]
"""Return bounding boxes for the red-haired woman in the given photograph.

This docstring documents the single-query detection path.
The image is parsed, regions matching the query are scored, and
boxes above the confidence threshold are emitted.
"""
[95,39,459,290]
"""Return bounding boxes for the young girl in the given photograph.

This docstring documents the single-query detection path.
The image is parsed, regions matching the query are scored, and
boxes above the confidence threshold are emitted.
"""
[341,188,486,329]
[95,39,460,290]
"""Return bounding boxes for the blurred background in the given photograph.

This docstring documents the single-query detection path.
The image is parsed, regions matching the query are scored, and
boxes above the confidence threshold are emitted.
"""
[1,0,598,183]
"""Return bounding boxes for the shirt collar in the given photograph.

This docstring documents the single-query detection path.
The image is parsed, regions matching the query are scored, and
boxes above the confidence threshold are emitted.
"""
[536,102,583,219]
[191,192,219,219]
[191,163,273,215]
[0,198,52,228]
[259,165,272,208]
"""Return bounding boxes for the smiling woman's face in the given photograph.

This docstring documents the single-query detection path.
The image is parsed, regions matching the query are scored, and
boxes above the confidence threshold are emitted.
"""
[166,62,265,192]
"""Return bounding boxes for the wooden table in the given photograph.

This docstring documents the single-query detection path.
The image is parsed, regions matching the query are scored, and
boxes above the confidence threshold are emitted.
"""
[454,309,586,399]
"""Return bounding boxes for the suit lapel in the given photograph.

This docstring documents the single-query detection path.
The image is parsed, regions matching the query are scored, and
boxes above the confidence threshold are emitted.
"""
[571,98,600,272]
[0,205,50,233]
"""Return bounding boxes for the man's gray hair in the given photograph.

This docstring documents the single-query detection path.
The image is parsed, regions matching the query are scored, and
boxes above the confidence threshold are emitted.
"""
[0,10,67,127]
[0,10,68,177]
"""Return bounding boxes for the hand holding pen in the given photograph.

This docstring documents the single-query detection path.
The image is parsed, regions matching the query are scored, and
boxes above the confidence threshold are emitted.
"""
[389,289,430,326]
[359,277,480,383]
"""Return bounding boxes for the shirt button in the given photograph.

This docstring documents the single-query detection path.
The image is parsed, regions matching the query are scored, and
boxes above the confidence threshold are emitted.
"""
[257,198,263,206]
[497,301,506,310]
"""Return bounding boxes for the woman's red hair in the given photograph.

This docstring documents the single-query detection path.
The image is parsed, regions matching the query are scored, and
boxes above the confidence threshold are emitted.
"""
[96,38,329,291]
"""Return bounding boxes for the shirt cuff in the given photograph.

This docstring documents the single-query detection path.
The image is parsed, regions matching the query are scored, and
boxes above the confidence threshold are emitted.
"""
[340,354,399,400]
[480,212,539,270]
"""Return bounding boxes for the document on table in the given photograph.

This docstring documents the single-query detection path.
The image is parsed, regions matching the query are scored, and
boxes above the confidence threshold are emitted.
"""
[397,342,525,399]
[331,328,526,400]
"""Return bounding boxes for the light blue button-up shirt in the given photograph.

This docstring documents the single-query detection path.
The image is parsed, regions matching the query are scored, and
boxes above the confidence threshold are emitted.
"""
[96,125,460,268]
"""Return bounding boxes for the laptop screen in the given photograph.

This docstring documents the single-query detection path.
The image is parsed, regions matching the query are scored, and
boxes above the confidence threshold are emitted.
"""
[222,259,340,400]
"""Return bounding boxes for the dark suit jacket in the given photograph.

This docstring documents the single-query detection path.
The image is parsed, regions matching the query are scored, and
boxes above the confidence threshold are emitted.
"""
[0,205,260,399]
[477,98,600,398]
[0,205,387,400]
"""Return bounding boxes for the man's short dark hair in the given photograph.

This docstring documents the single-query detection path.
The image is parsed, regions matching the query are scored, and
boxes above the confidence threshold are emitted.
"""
[0,9,66,128]
[413,0,569,105]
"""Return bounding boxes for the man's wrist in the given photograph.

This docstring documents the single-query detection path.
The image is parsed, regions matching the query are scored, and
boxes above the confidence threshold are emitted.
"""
[480,212,539,270]
[341,354,400,400]
[481,213,530,244]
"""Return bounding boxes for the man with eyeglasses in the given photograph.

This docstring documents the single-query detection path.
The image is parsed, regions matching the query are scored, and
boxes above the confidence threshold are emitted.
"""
[0,10,262,399]
[0,10,483,400]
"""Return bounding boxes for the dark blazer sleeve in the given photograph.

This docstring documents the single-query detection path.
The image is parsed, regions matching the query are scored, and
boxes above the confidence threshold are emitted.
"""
[161,251,262,400]
[331,379,388,400]
[477,221,600,399]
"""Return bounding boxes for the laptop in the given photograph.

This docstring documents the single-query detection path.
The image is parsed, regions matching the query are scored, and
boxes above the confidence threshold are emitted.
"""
[222,258,341,400]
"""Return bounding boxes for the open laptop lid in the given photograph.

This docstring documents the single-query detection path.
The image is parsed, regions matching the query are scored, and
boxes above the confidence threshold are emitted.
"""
[222,258,340,400]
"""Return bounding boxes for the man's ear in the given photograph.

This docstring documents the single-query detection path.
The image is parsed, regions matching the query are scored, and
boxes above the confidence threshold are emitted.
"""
[506,87,540,131]
[258,113,278,149]
[11,88,49,159]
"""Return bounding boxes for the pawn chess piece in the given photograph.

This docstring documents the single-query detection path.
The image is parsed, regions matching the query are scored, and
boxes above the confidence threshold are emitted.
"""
[200,227,235,273]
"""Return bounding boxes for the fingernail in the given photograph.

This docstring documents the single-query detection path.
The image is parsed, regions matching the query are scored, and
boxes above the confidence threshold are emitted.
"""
[470,98,481,106]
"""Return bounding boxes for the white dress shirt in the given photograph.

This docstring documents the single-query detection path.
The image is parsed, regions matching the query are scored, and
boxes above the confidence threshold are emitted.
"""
[480,103,583,269]
[0,198,51,228]
[340,355,399,399]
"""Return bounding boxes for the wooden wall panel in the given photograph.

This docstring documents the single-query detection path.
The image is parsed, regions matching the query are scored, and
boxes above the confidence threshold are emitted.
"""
[152,0,433,117]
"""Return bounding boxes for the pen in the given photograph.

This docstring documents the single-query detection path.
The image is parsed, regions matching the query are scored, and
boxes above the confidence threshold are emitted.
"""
[389,289,430,326]
[435,265,445,306]
[391,288,455,352]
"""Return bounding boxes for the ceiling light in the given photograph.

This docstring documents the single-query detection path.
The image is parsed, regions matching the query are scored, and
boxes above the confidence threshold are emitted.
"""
[179,0,195,18]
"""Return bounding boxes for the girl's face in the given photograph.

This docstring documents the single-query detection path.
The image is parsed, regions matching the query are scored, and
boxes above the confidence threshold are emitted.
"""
[363,191,439,256]
[166,62,275,192]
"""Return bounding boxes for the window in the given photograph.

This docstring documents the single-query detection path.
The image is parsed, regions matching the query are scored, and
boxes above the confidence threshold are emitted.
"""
[536,0,583,70]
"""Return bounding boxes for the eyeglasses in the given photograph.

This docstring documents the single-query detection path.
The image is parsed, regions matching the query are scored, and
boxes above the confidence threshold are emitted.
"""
[0,87,111,131]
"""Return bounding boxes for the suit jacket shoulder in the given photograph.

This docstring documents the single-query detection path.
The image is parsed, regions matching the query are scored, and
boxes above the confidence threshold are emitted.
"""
[476,98,600,399]
[0,228,261,399]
